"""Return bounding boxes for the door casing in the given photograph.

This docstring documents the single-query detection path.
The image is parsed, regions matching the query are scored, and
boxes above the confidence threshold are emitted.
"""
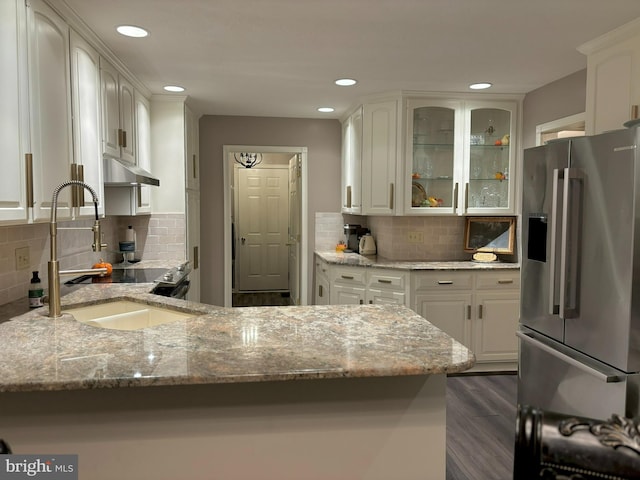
[223,145,308,307]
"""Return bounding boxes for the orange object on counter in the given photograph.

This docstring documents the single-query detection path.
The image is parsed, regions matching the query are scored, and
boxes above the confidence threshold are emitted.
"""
[92,258,113,276]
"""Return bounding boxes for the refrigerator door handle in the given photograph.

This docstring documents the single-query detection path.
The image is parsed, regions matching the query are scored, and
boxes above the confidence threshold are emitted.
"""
[559,167,584,320]
[548,168,561,315]
[516,331,623,383]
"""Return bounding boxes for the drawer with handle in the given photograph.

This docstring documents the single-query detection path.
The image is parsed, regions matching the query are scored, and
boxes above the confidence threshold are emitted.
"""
[413,271,473,291]
[367,269,408,289]
[475,270,520,290]
[330,266,366,286]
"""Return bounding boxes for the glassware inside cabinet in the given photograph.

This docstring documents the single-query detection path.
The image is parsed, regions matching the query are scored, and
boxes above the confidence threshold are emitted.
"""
[411,106,455,208]
[468,108,511,209]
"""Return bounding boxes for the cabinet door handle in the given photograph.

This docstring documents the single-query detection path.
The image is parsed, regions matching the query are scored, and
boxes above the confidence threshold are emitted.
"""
[437,280,453,285]
[498,279,514,284]
[478,304,483,319]
[71,163,84,208]
[359,299,364,305]
[453,182,459,210]
[137,185,143,208]
[193,246,199,270]
[118,128,124,147]
[192,154,197,179]
[341,275,354,280]
[25,154,34,207]
[319,285,323,297]
[464,182,469,211]
[467,305,471,320]
[369,300,373,304]
[122,129,127,148]
[389,183,394,210]
[377,279,392,284]
[78,164,85,207]
[346,185,352,208]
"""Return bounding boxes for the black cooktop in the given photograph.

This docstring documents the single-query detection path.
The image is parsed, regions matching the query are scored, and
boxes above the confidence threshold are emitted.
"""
[65,268,168,285]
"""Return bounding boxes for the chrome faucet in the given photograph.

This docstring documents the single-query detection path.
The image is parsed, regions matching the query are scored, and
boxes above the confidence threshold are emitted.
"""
[48,180,108,318]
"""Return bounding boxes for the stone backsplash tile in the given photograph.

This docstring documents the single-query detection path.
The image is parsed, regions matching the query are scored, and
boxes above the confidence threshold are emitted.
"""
[314,213,470,261]
[0,213,185,307]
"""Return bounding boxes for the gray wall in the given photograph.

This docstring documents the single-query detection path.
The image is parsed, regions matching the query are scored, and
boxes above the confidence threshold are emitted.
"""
[199,115,342,306]
[522,69,587,149]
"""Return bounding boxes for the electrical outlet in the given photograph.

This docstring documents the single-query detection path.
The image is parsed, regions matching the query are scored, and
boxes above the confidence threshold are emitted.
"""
[407,231,424,243]
[15,246,30,270]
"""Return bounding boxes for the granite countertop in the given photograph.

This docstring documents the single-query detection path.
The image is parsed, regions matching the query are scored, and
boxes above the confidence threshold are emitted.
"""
[0,282,475,393]
[315,251,520,270]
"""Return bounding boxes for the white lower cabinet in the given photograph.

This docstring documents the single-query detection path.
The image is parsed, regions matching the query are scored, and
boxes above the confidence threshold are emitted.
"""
[414,292,472,349]
[314,258,520,370]
[330,266,367,305]
[333,284,366,305]
[315,261,410,307]
[365,268,409,306]
[413,269,520,370]
[314,258,330,305]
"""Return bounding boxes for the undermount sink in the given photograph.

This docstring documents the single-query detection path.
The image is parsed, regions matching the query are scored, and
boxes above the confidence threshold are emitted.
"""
[64,300,196,331]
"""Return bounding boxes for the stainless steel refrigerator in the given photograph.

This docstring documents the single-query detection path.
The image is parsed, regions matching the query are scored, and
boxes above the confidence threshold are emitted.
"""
[519,127,640,420]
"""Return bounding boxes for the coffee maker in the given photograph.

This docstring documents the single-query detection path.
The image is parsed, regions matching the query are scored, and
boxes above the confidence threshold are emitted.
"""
[343,224,370,252]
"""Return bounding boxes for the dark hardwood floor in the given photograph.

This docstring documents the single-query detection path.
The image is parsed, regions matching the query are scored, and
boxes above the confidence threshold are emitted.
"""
[232,291,293,307]
[446,373,518,480]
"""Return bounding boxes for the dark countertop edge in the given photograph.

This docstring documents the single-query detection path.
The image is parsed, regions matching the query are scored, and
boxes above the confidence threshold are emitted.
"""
[0,359,477,394]
[315,251,520,270]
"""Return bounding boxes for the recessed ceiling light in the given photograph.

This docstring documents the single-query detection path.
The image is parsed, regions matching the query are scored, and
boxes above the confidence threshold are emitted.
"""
[335,78,357,87]
[116,25,149,38]
[469,82,492,90]
[163,85,185,92]
[317,107,335,113]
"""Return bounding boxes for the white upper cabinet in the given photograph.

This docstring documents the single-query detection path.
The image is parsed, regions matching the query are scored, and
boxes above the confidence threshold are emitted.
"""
[0,0,29,224]
[70,29,104,218]
[464,101,517,215]
[405,97,518,215]
[27,0,73,222]
[579,19,640,134]
[185,104,200,191]
[361,99,399,215]
[135,92,152,214]
[341,106,362,214]
[105,91,152,216]
[100,58,136,165]
[407,99,462,215]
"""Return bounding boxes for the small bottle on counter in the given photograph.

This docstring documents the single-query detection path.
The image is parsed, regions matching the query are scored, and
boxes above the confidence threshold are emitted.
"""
[28,271,44,308]
[119,225,136,262]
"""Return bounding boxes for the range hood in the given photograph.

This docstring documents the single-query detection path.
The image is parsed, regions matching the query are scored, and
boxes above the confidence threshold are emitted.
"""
[103,157,160,186]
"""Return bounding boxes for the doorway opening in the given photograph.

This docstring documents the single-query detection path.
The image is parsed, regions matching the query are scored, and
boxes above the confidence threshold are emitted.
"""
[223,145,308,307]
[535,112,585,146]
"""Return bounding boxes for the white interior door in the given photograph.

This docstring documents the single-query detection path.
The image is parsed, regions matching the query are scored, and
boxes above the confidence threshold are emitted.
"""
[288,154,301,304]
[236,167,289,291]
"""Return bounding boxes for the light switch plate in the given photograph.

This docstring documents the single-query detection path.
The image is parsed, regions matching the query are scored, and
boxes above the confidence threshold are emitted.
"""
[15,246,30,270]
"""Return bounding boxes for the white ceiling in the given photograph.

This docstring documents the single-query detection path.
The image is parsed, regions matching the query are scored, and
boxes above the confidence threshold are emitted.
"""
[52,0,640,119]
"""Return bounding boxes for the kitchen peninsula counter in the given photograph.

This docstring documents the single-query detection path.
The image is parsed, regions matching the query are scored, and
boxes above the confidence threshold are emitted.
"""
[0,283,473,392]
[0,283,473,480]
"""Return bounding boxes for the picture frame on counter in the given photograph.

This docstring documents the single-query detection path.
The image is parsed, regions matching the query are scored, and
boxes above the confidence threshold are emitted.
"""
[464,216,516,254]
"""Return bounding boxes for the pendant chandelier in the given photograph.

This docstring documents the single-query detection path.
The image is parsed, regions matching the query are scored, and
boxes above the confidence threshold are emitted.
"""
[234,152,263,168]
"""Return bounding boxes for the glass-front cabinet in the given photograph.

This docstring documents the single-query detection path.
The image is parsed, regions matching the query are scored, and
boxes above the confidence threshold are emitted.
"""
[409,100,462,214]
[406,98,517,215]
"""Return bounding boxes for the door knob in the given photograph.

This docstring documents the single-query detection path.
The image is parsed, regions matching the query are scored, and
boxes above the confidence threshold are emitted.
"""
[240,237,246,245]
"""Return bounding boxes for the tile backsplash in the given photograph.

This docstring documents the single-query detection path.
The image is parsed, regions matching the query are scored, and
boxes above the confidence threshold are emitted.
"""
[368,216,468,261]
[315,212,470,261]
[0,213,185,307]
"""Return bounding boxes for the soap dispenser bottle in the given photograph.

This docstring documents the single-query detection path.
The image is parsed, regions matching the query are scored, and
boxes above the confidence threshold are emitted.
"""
[29,271,44,308]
